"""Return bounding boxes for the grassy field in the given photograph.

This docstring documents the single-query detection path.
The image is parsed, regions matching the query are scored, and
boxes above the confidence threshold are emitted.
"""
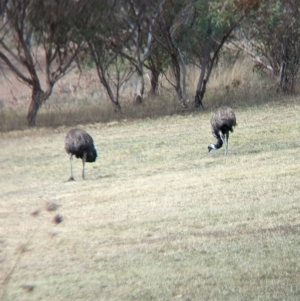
[1,99,300,300]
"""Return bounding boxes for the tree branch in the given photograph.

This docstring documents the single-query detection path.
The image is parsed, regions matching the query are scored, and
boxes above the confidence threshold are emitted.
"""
[0,51,33,85]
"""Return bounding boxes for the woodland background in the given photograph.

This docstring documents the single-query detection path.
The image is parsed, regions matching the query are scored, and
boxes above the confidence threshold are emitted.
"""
[0,0,299,130]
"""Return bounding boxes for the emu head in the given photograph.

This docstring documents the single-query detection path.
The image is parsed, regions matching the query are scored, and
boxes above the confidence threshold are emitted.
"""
[208,137,223,152]
[208,144,217,152]
[86,148,97,162]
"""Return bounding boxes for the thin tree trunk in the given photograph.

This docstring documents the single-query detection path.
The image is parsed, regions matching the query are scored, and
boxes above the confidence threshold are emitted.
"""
[278,61,288,92]
[146,51,163,96]
[133,68,144,105]
[27,88,46,127]
[27,83,53,127]
[171,53,187,108]
[95,66,122,112]
[178,49,187,100]
[105,81,121,112]
[194,18,243,108]
[278,43,288,92]
[194,37,211,109]
[148,68,160,96]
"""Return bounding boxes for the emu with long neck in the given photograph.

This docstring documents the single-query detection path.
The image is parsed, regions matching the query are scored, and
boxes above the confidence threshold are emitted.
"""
[208,106,236,156]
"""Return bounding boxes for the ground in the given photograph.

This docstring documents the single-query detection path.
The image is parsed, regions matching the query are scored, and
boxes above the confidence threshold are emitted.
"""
[1,100,300,300]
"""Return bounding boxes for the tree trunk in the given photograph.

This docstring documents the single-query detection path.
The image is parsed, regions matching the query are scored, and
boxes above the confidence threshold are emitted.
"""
[277,61,288,92]
[112,100,121,112]
[133,69,144,105]
[103,82,122,111]
[194,19,242,108]
[178,50,187,100]
[194,36,211,109]
[194,79,206,109]
[146,53,163,96]
[169,53,187,108]
[97,68,122,112]
[148,68,160,96]
[27,88,45,127]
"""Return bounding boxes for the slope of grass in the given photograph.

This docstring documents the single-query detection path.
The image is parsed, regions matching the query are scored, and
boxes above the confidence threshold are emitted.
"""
[1,99,300,300]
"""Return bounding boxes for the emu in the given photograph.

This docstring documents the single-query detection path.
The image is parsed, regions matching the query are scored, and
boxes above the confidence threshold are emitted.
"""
[208,106,237,156]
[65,129,97,181]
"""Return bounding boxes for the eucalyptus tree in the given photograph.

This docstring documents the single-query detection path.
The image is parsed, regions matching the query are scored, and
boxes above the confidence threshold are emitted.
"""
[144,42,170,96]
[154,0,194,107]
[191,0,260,108]
[0,0,88,126]
[114,0,164,105]
[152,0,258,108]
[82,0,133,112]
[236,0,300,93]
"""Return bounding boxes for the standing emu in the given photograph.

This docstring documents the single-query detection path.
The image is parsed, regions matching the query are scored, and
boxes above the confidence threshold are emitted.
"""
[208,106,237,155]
[65,129,97,181]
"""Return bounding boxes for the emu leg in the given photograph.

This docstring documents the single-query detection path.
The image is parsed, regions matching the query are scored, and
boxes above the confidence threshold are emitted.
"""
[219,130,225,143]
[69,155,75,181]
[225,133,229,156]
[82,152,87,179]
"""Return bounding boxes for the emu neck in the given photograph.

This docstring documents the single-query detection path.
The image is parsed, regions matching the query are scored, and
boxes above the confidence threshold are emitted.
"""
[213,138,223,149]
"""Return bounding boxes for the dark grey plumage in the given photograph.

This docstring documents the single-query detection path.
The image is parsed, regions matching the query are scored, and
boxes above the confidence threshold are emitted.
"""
[208,106,237,155]
[65,129,97,180]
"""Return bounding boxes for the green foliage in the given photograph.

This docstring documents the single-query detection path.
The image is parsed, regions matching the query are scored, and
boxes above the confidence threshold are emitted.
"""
[268,1,282,28]
[170,0,244,64]
[1,0,298,122]
[242,0,300,91]
[27,0,78,44]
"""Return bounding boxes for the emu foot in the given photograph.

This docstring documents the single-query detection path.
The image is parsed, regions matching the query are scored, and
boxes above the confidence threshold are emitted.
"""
[68,177,75,181]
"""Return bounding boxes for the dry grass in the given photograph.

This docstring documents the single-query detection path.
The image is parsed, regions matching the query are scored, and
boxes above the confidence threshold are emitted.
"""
[1,98,300,300]
[0,94,184,132]
[0,56,277,132]
[203,57,277,108]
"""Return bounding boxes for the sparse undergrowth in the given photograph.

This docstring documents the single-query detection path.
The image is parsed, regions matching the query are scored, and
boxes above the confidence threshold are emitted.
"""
[0,57,278,132]
[1,98,300,300]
